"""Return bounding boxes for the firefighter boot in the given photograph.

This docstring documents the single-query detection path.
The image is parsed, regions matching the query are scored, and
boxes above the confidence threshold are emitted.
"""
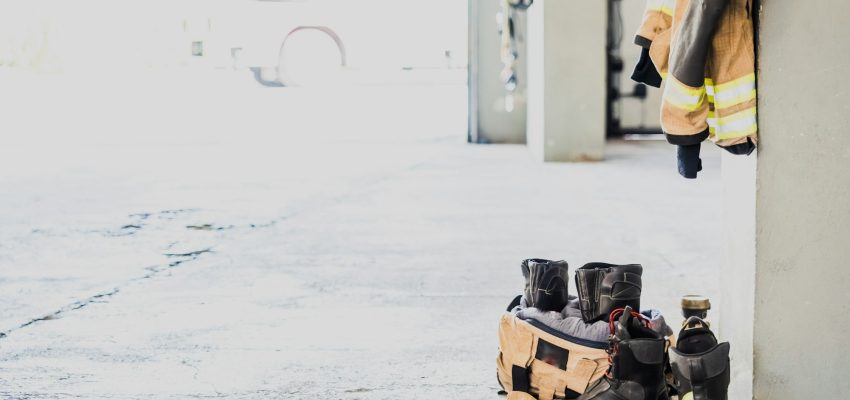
[521,259,569,312]
[579,306,670,400]
[575,263,643,322]
[668,317,730,400]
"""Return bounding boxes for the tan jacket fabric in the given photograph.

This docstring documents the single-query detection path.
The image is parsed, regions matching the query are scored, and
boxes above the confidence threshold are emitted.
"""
[638,0,758,148]
[636,0,676,48]
[496,313,609,400]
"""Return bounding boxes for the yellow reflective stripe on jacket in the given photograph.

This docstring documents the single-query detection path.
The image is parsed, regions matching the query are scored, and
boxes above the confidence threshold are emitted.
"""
[716,122,757,140]
[662,0,676,16]
[646,0,675,16]
[707,120,717,136]
[714,73,757,109]
[715,107,758,140]
[707,111,718,135]
[706,80,717,135]
[664,79,706,111]
[705,79,716,106]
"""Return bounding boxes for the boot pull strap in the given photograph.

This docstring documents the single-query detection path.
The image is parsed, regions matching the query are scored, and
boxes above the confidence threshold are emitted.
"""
[607,307,649,334]
[682,315,710,330]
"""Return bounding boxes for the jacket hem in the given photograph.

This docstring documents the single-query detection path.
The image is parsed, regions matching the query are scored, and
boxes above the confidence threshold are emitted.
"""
[665,129,709,146]
[719,138,756,155]
[634,35,653,49]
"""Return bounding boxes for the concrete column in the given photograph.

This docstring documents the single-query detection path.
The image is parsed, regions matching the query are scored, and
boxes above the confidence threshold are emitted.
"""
[751,1,850,398]
[468,0,527,144]
[525,0,606,162]
[721,1,850,399]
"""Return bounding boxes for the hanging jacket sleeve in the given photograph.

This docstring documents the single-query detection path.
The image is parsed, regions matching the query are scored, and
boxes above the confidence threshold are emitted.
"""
[661,0,729,146]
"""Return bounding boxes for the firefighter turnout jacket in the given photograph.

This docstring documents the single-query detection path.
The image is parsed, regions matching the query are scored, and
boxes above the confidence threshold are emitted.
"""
[635,0,758,162]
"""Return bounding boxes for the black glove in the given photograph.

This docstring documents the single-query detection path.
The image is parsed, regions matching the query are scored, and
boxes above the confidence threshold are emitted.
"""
[631,47,662,88]
[677,144,703,179]
[722,138,756,155]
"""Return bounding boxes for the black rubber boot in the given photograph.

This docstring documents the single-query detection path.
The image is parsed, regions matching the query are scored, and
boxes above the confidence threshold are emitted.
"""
[574,263,643,322]
[520,259,569,312]
[669,317,731,400]
[579,307,670,400]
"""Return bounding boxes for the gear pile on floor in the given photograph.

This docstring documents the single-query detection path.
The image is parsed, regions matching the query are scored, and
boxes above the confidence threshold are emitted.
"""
[496,259,731,400]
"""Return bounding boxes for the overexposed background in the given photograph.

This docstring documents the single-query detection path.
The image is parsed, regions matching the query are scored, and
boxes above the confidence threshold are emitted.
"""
[0,2,719,399]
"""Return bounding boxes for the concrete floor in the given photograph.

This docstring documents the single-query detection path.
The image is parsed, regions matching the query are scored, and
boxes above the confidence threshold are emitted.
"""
[0,71,722,399]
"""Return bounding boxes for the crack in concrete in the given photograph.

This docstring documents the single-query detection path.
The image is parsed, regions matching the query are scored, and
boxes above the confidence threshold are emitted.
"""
[0,211,288,340]
[103,209,200,237]
[130,208,199,221]
[7,256,211,340]
[0,160,427,343]
[0,250,212,340]
[185,223,234,231]
[1,288,121,339]
[163,248,213,258]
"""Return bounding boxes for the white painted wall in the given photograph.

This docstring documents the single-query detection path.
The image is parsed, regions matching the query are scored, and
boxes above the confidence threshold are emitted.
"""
[719,151,756,399]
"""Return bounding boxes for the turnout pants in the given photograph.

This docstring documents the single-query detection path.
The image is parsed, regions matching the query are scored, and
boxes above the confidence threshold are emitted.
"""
[637,0,758,151]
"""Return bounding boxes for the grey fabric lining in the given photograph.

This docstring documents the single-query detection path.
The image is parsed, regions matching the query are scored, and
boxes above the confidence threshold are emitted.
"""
[512,295,674,342]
